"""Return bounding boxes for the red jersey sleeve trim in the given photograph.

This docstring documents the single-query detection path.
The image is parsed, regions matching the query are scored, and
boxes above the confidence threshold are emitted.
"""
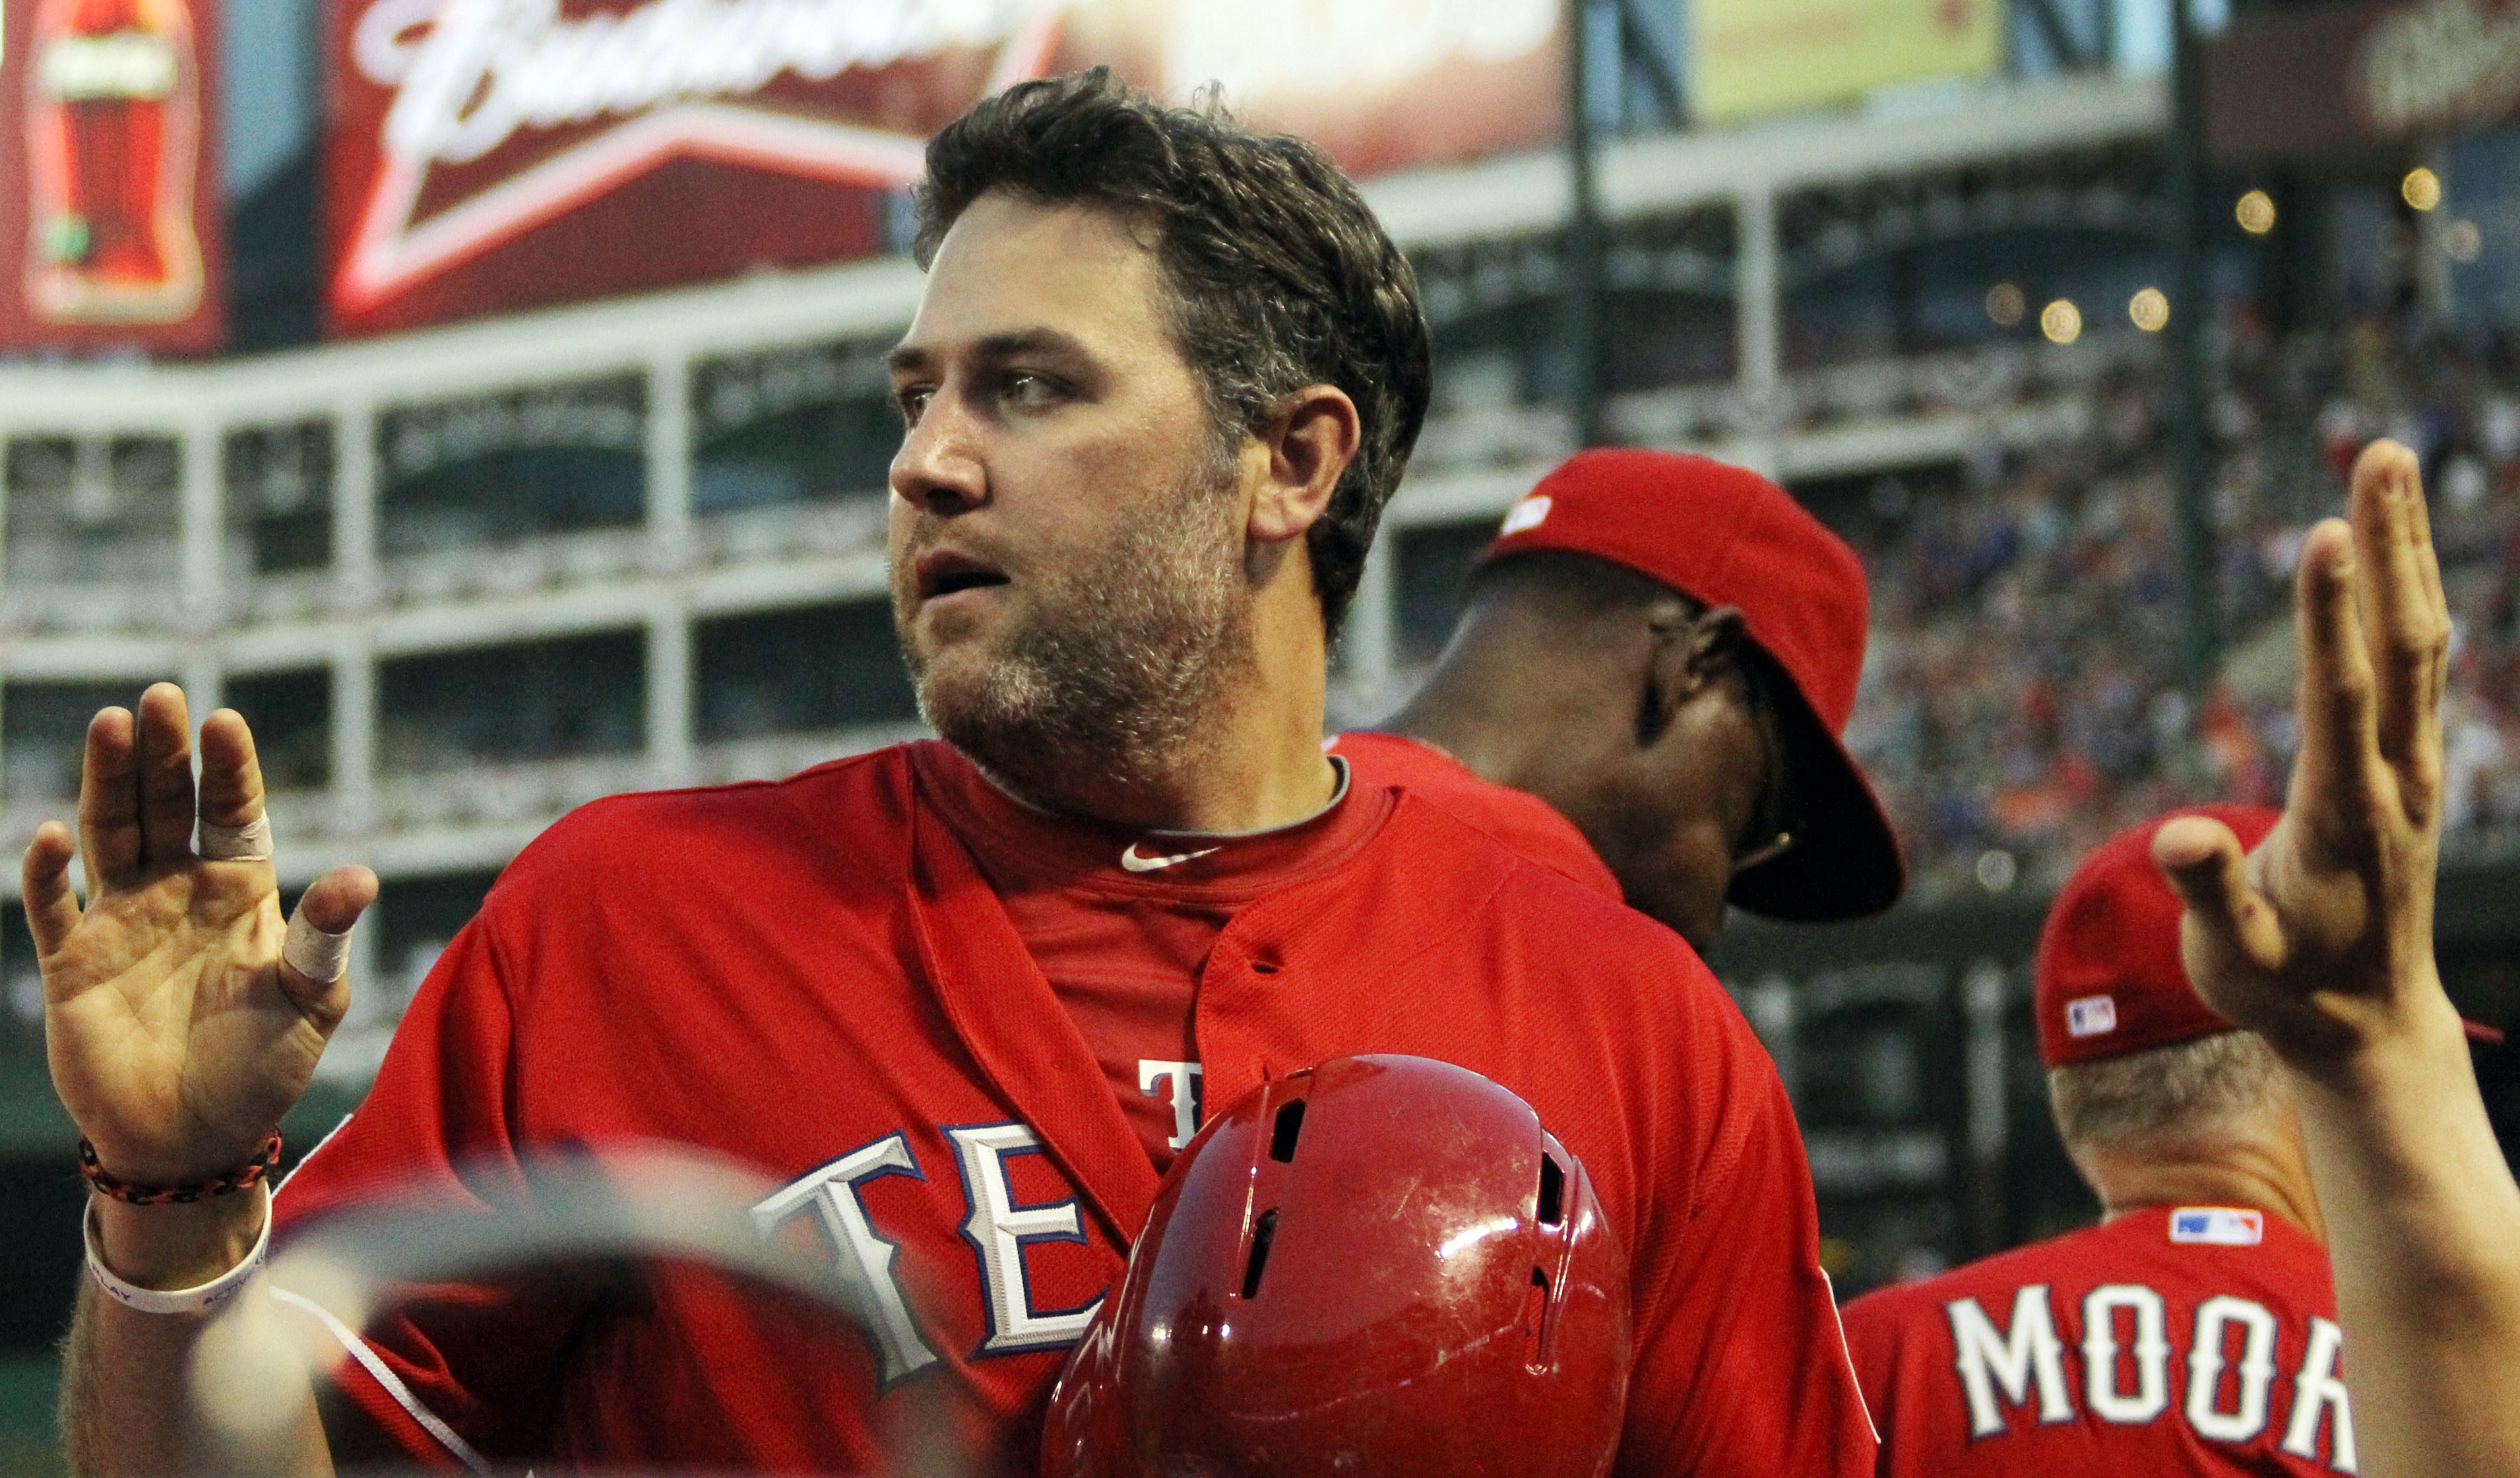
[268,1286,491,1475]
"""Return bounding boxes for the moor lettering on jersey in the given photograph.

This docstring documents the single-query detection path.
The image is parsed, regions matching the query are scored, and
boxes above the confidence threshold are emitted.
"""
[1941,1285,2358,1471]
[750,1132,943,1388]
[2187,1296,2281,1443]
[2081,1284,2171,1423]
[2284,1319,2357,1470]
[945,1122,1105,1357]
[1949,1285,2073,1437]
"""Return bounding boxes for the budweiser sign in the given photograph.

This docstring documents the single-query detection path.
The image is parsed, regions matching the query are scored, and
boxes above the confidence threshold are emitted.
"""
[2358,0,2520,133]
[334,0,1057,321]
[2208,0,2520,164]
[326,0,1563,336]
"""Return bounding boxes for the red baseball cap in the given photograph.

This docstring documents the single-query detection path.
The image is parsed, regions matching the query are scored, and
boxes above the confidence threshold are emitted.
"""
[2037,805,2279,1068]
[1481,449,1905,922]
[2037,804,2504,1068]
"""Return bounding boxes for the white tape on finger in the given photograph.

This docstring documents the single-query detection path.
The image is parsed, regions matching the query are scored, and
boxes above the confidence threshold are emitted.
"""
[197,816,274,862]
[282,905,352,984]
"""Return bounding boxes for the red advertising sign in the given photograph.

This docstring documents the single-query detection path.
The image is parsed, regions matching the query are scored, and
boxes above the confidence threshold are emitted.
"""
[324,0,1563,338]
[0,0,226,352]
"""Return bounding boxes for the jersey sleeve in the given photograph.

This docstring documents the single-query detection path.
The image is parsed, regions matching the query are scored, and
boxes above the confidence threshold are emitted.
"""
[268,912,598,1471]
[1617,1042,1878,1478]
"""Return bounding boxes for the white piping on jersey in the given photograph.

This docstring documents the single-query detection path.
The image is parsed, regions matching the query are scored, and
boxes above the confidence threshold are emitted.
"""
[267,1285,493,1476]
[272,1112,356,1201]
[268,1114,497,1468]
[1821,1270,1881,1446]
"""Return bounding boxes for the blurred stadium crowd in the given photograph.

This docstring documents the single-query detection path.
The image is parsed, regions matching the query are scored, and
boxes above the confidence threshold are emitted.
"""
[1844,316,2520,902]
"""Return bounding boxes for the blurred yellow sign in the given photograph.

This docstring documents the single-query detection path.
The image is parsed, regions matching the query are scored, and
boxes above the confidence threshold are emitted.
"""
[1692,0,2005,123]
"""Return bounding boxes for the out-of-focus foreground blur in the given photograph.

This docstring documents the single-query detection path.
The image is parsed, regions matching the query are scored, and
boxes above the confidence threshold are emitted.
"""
[1,0,2517,1467]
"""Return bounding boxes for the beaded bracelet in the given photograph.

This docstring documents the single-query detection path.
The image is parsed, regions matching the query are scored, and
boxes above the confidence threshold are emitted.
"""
[79,1131,282,1206]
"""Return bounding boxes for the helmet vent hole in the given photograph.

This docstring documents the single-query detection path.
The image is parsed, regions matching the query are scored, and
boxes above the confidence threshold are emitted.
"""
[1269,1099,1307,1163]
[1536,1154,1565,1227]
[1521,1270,1550,1368]
[1242,1208,1280,1299]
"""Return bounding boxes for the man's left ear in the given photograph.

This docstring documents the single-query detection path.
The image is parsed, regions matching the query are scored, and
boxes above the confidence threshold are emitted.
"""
[1682,605,1749,680]
[1249,385,1361,545]
[1643,604,1749,740]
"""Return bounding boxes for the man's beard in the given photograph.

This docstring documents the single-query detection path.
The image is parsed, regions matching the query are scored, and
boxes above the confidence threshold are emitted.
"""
[895,465,1254,810]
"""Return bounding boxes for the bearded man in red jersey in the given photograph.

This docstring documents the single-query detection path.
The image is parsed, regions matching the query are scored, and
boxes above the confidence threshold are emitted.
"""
[39,71,1870,1478]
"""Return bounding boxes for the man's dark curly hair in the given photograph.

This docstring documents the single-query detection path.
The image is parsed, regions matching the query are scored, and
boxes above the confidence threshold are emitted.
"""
[913,68,1432,638]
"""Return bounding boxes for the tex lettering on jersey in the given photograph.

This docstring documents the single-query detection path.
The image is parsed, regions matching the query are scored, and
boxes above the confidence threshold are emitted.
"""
[750,1120,1104,1386]
[1943,1282,2356,1470]
[1137,1060,1204,1151]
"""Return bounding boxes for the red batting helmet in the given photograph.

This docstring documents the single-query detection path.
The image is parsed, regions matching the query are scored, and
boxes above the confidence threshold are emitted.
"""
[1041,1055,1631,1478]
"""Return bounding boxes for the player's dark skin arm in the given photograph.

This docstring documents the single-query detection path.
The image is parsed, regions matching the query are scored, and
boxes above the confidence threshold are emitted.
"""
[2159,441,2520,1478]
[32,686,362,1477]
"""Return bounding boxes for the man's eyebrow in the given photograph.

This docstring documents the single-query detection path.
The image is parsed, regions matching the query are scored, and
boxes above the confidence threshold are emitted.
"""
[887,329,1095,377]
[974,329,1092,364]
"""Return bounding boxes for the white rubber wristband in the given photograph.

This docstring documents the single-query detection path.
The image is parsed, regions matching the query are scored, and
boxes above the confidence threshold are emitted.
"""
[197,815,274,862]
[84,1187,270,1316]
[282,904,352,984]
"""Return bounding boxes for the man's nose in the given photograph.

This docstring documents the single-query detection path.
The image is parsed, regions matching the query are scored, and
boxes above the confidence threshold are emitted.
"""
[890,395,988,516]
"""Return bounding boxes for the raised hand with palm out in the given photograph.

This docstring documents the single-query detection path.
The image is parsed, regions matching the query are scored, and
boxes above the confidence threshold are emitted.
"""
[26,683,374,1284]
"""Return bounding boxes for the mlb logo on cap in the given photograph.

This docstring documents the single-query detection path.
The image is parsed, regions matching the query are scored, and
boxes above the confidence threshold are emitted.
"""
[2065,995,2117,1039]
[2169,1207,2265,1246]
[1499,496,1552,536]
[2035,805,2281,1068]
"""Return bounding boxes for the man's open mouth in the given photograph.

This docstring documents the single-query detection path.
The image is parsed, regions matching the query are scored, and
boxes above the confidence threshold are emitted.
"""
[915,552,1011,602]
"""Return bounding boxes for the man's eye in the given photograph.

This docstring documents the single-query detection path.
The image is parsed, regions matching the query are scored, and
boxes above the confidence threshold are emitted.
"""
[895,387,931,425]
[1001,372,1061,408]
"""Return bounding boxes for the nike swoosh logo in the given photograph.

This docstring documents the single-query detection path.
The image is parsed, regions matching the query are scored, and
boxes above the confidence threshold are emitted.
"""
[1120,842,1222,873]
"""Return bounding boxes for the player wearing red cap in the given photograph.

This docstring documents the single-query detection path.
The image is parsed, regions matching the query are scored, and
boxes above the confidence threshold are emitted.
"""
[41,73,1870,1478]
[1340,448,1903,950]
[1843,804,2368,1476]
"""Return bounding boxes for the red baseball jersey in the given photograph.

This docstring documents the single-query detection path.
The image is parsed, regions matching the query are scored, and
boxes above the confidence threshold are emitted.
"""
[1329,730,1621,899]
[914,741,1389,1175]
[270,740,1872,1477]
[1841,1207,2356,1477]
